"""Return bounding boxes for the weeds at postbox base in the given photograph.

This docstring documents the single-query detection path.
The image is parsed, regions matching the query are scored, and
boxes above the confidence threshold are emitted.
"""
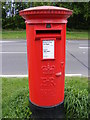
[2,77,89,118]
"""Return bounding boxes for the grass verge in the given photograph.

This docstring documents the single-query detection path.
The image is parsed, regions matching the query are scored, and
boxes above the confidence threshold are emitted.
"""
[2,30,88,40]
[2,30,26,40]
[2,77,89,119]
[66,31,88,40]
[0,31,2,40]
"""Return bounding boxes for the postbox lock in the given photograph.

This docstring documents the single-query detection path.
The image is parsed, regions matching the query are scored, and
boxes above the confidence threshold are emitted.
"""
[46,23,51,28]
[61,62,64,66]
[55,72,62,77]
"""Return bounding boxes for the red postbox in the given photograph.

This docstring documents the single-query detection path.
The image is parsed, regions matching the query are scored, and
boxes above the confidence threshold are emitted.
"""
[19,6,72,108]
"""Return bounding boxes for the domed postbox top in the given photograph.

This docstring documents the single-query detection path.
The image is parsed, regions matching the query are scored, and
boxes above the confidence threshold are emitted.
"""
[19,6,73,23]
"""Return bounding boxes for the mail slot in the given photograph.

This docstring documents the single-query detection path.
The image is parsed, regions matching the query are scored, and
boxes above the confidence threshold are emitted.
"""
[35,29,61,40]
[19,6,72,108]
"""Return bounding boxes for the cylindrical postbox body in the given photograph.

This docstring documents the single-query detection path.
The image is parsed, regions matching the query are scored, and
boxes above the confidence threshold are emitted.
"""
[19,6,72,107]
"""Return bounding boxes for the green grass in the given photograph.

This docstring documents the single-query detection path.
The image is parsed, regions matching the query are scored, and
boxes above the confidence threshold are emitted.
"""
[2,30,26,40]
[2,30,88,40]
[64,77,89,118]
[2,77,89,119]
[2,77,31,118]
[0,31,2,39]
[2,77,90,118]
[66,31,88,40]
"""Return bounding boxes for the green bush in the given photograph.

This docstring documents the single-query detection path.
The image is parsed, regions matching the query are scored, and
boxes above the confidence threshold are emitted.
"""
[64,87,88,118]
[2,78,31,118]
[2,2,89,30]
[2,15,25,30]
[64,77,88,119]
[4,92,31,118]
[2,77,88,119]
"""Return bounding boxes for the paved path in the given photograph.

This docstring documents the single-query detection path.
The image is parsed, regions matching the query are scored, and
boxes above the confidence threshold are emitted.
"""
[0,40,89,77]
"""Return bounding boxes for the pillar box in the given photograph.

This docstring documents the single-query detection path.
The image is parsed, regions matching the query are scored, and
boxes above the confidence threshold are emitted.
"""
[19,6,72,108]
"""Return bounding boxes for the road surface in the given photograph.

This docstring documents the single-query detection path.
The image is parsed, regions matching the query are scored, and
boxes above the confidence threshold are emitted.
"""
[0,40,89,77]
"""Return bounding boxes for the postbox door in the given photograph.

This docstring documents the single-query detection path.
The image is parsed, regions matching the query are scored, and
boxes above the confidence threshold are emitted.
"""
[40,37,64,105]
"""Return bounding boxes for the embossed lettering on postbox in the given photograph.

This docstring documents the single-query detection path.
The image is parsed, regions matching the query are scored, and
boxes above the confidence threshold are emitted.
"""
[40,77,56,96]
[41,64,55,74]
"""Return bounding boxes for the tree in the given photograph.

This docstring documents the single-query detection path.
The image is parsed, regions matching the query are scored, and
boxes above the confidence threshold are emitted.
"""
[2,2,90,30]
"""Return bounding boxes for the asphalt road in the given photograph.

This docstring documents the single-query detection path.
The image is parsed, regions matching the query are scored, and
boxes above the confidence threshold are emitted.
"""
[0,40,89,77]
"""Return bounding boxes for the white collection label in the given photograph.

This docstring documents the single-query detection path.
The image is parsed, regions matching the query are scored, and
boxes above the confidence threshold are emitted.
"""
[43,40,54,59]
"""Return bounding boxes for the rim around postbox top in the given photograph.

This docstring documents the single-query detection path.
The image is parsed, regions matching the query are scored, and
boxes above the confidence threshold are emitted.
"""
[20,6,72,12]
[19,6,73,24]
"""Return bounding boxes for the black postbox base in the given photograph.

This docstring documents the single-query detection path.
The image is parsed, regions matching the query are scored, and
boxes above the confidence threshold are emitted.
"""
[29,100,65,119]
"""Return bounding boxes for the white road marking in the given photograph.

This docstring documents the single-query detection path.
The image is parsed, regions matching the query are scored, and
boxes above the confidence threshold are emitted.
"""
[79,47,90,49]
[65,74,82,77]
[0,52,27,54]
[0,75,28,78]
[0,74,82,78]
[0,41,17,43]
[0,40,26,43]
[83,52,86,54]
